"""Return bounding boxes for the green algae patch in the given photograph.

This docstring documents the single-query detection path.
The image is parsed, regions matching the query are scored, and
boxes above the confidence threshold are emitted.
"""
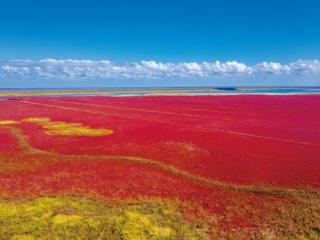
[0,196,205,240]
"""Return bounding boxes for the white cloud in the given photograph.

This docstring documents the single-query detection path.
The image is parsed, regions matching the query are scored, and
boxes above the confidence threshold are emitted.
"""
[0,59,319,82]
[202,61,252,75]
[254,62,288,74]
[1,65,19,73]
[288,60,320,75]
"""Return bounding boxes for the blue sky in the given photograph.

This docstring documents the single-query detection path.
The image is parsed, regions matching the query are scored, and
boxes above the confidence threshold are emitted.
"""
[0,0,319,87]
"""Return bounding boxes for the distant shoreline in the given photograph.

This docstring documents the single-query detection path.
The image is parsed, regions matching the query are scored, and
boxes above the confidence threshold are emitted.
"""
[0,87,320,97]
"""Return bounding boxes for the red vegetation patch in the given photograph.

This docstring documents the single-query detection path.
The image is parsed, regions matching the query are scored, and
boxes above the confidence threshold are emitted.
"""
[0,129,19,153]
[2,95,319,187]
[0,95,320,239]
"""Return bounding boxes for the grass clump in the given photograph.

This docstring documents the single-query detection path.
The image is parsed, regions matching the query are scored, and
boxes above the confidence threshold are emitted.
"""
[0,196,205,240]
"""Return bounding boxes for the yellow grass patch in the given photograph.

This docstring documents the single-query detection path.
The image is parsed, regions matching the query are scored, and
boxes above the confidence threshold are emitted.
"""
[10,235,35,240]
[21,117,113,137]
[118,210,177,240]
[0,120,19,125]
[22,117,50,123]
[42,121,113,136]
[0,196,205,240]
[52,214,83,225]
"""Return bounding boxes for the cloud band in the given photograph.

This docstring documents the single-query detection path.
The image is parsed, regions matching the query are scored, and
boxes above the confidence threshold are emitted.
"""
[1,59,320,81]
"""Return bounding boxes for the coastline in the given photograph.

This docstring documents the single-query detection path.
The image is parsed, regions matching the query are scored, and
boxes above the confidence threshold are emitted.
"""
[1,87,320,97]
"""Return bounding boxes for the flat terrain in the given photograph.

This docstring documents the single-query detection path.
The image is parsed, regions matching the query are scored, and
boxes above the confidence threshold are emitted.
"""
[0,95,319,239]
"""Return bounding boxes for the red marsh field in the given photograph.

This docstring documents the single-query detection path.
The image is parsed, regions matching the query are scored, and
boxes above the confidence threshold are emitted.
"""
[0,95,319,239]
